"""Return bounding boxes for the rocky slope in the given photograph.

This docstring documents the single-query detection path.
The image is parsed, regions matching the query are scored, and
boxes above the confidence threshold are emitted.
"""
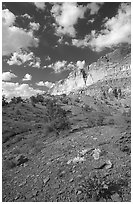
[50,44,131,95]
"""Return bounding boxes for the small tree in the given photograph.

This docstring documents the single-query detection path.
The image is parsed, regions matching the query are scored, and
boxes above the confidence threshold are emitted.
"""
[10,96,23,104]
[30,95,38,106]
[2,95,8,106]
[45,99,70,135]
[36,94,44,103]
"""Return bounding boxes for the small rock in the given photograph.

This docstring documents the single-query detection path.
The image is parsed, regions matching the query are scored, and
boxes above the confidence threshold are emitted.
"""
[43,176,50,186]
[26,193,32,199]
[15,154,28,166]
[34,178,38,183]
[103,184,108,189]
[23,163,28,167]
[59,170,66,177]
[77,174,83,178]
[76,190,82,195]
[92,148,101,160]
[111,193,121,202]
[72,156,85,163]
[67,159,72,164]
[19,180,27,187]
[14,194,20,200]
[58,190,65,195]
[32,190,39,196]
[105,160,113,169]
[69,178,74,182]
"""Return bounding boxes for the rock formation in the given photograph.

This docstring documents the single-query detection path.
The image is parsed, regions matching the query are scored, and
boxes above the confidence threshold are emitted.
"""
[50,44,131,96]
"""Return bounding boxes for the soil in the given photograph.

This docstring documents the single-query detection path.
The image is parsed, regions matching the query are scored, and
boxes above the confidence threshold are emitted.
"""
[2,93,131,202]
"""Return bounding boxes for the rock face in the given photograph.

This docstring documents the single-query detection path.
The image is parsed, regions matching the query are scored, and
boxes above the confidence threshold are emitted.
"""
[50,44,131,95]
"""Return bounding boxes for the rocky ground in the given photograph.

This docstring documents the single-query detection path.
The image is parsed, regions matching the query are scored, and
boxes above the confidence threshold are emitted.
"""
[2,90,131,202]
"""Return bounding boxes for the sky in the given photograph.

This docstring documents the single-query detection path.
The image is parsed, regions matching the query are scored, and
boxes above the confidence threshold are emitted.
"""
[2,1,131,100]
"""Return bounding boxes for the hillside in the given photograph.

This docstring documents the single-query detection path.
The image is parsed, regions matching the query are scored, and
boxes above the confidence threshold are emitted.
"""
[2,44,131,202]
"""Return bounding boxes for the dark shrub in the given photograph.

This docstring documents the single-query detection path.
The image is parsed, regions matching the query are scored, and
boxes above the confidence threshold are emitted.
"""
[2,95,8,106]
[45,99,71,135]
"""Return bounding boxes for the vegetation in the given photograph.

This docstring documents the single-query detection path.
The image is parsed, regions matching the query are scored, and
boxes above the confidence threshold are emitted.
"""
[10,96,24,104]
[45,99,71,135]
[76,172,129,202]
[2,95,8,106]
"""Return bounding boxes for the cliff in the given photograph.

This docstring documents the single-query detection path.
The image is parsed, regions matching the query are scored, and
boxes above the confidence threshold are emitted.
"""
[50,44,131,95]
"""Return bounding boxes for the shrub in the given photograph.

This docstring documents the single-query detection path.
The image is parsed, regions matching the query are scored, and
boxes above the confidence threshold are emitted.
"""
[2,95,8,106]
[45,99,70,135]
[76,172,129,202]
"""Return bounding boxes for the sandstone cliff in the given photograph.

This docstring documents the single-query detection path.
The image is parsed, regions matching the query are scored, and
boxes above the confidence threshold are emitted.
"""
[50,45,131,95]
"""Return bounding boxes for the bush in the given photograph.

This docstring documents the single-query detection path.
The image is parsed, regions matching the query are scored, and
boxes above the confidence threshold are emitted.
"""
[45,99,70,135]
[2,95,8,106]
[76,172,129,202]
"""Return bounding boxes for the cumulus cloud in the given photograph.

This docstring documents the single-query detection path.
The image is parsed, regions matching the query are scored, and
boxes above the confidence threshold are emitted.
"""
[22,74,32,81]
[36,81,55,88]
[7,50,41,68]
[28,57,41,68]
[21,13,32,19]
[48,60,67,73]
[72,34,91,48]
[29,22,40,31]
[47,60,86,73]
[7,50,34,65]
[43,81,55,89]
[51,2,87,37]
[33,2,46,10]
[89,3,131,51]
[87,18,95,24]
[45,56,51,61]
[87,2,104,15]
[72,3,131,51]
[2,72,17,81]
[2,81,43,100]
[36,81,45,86]
[2,9,39,56]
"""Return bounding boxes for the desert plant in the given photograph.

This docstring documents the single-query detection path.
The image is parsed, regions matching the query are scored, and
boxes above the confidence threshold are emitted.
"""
[36,94,44,103]
[76,172,129,202]
[10,96,23,104]
[45,99,70,135]
[2,95,8,106]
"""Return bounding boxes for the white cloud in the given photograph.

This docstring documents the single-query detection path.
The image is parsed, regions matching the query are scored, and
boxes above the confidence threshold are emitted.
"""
[29,22,40,31]
[45,56,51,61]
[21,13,32,19]
[36,81,45,86]
[89,3,131,51]
[43,81,55,89]
[2,81,43,100]
[29,57,41,68]
[48,60,85,73]
[72,3,131,51]
[7,50,34,65]
[22,74,32,81]
[36,81,55,88]
[87,18,95,24]
[72,34,91,48]
[7,50,41,68]
[34,2,46,10]
[2,9,39,56]
[87,2,104,15]
[2,72,17,81]
[48,60,67,73]
[51,2,87,37]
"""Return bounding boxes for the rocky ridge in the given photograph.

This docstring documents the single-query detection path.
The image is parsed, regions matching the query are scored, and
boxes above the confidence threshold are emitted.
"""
[50,45,131,96]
